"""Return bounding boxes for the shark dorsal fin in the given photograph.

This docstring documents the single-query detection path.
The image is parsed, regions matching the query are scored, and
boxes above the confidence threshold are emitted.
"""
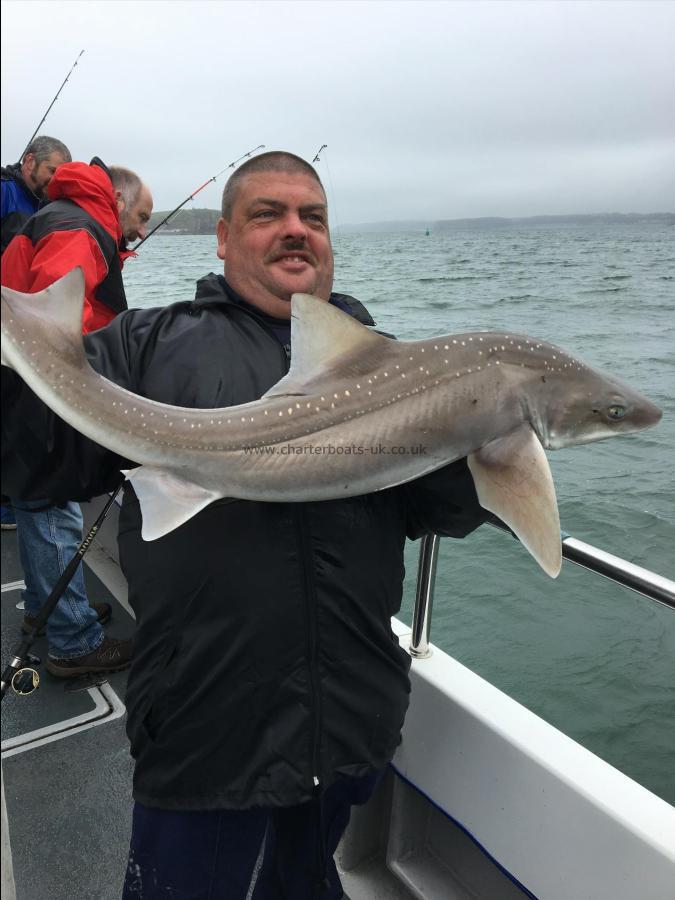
[263,293,390,399]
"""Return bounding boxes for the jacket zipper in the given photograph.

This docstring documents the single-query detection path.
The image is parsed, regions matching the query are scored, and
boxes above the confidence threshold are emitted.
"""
[295,505,322,792]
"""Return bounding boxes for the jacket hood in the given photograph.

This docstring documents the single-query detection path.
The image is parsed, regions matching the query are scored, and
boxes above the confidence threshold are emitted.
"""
[1,162,26,185]
[47,161,122,244]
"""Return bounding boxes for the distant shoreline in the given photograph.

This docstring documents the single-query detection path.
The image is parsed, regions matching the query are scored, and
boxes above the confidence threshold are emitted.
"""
[339,212,675,233]
[146,209,675,236]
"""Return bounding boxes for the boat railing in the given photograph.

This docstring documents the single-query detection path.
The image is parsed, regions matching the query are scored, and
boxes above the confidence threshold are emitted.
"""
[409,524,675,659]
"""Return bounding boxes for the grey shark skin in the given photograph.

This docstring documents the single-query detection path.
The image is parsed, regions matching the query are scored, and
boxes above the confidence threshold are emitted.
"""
[1,269,662,577]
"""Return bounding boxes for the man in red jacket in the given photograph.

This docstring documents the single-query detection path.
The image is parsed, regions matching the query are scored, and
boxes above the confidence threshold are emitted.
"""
[3,156,153,330]
[2,157,153,675]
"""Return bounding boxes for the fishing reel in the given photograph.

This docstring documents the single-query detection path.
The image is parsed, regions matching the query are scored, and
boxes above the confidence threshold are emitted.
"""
[0,653,41,699]
[11,665,40,696]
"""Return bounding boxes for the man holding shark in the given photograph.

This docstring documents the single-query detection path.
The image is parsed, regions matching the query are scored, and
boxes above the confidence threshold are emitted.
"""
[1,151,660,899]
[1,151,490,899]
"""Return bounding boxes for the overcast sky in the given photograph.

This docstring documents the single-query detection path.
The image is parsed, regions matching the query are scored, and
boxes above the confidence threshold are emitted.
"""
[1,0,674,225]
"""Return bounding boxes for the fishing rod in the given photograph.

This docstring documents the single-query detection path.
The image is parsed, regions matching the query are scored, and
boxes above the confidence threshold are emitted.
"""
[312,144,327,163]
[133,143,266,250]
[0,482,124,701]
[19,50,85,161]
[311,144,342,241]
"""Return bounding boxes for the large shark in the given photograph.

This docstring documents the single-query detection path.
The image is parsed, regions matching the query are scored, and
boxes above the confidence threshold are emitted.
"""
[1,269,662,576]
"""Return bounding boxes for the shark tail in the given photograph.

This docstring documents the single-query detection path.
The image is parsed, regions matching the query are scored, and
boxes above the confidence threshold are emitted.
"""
[1,268,87,371]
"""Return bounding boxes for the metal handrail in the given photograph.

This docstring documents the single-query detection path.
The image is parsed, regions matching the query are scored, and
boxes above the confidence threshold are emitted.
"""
[408,526,675,658]
[410,534,440,659]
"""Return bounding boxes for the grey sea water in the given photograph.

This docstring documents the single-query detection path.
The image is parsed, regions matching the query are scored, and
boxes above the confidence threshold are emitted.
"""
[124,223,675,804]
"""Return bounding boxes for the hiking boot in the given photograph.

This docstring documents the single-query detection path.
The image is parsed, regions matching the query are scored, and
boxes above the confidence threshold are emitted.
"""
[45,636,134,678]
[1,504,17,530]
[22,601,112,636]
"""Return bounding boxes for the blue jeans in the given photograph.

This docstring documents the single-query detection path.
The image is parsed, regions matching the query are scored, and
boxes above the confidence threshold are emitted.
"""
[13,499,104,659]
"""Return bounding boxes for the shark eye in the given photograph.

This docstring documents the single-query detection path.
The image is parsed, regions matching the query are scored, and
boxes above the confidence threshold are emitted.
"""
[607,404,626,420]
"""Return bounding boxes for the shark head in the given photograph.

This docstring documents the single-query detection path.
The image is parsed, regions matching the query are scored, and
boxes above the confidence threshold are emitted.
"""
[540,365,662,450]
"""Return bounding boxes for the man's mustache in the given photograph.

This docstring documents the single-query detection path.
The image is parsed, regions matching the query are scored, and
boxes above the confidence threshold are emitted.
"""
[266,240,317,266]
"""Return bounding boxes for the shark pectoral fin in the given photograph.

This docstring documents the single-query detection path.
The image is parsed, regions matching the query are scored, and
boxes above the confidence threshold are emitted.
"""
[122,466,223,542]
[467,424,562,578]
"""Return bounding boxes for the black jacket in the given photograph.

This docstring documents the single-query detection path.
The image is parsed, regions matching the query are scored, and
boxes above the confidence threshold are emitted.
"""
[1,274,486,810]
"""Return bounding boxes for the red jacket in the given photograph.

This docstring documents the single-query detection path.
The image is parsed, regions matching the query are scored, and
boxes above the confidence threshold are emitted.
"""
[1,161,132,333]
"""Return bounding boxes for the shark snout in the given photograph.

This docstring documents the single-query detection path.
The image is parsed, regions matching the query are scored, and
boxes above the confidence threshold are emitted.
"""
[635,398,662,430]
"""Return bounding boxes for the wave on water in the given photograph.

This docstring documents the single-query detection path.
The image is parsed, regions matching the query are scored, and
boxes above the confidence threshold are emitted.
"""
[496,293,537,303]
[417,274,490,283]
[579,286,628,294]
